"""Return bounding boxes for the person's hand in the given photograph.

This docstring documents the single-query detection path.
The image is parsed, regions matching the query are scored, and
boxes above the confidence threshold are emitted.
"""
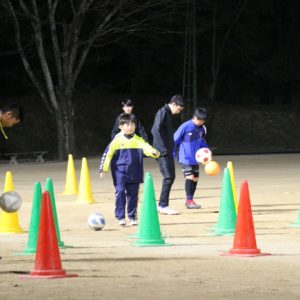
[99,172,106,178]
[152,150,160,158]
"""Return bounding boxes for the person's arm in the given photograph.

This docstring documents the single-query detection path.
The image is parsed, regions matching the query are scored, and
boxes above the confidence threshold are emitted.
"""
[136,119,149,142]
[139,138,160,158]
[111,115,121,140]
[201,125,209,148]
[173,123,185,158]
[151,109,167,155]
[99,141,116,175]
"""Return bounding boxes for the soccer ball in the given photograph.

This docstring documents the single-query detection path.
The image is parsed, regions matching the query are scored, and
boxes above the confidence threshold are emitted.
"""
[204,160,220,176]
[88,213,105,231]
[0,191,22,213]
[195,148,212,165]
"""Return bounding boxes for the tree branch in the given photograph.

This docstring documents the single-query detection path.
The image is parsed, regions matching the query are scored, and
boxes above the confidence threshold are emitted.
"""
[3,0,52,112]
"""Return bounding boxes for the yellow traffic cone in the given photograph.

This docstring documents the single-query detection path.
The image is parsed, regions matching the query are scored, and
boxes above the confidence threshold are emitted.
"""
[62,154,78,195]
[76,158,96,204]
[0,171,24,233]
[227,161,238,213]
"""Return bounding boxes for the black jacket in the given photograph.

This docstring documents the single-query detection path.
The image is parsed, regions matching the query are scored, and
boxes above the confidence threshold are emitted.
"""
[111,113,149,142]
[151,104,174,156]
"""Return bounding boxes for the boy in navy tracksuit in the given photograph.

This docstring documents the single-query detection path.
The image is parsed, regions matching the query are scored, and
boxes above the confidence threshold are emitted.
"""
[174,107,208,209]
[99,113,159,226]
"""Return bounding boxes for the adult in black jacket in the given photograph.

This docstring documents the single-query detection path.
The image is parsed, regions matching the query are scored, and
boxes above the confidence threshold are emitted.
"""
[151,95,184,215]
[111,99,148,142]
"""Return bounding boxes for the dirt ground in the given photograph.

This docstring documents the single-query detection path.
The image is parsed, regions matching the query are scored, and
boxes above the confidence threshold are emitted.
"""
[0,154,300,300]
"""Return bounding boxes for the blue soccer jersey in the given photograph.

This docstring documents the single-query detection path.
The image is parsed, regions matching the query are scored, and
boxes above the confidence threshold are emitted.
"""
[174,120,208,165]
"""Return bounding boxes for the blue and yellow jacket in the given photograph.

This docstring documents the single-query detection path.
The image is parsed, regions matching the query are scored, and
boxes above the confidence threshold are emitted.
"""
[99,133,159,183]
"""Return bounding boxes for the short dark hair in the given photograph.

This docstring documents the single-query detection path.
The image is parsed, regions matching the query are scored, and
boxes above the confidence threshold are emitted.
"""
[169,95,184,107]
[122,99,133,107]
[1,103,23,122]
[193,107,207,120]
[119,113,137,126]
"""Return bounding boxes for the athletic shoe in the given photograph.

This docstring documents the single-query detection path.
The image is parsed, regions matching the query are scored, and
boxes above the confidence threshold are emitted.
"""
[185,200,201,209]
[118,219,126,226]
[129,219,138,226]
[157,206,179,215]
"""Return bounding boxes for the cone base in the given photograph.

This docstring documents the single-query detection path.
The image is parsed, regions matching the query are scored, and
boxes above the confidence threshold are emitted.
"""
[0,228,24,234]
[59,244,74,249]
[20,273,78,279]
[14,248,36,256]
[76,198,96,204]
[57,239,74,249]
[135,237,170,247]
[213,227,235,236]
[221,248,271,257]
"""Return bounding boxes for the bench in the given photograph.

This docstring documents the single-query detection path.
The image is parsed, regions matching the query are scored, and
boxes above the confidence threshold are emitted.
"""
[4,151,48,165]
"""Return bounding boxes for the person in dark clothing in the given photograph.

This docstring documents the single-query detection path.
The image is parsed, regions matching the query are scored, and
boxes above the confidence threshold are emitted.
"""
[151,95,184,215]
[0,103,23,140]
[111,99,148,142]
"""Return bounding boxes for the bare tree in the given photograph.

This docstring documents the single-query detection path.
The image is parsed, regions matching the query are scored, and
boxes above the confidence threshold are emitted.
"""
[1,0,184,159]
[209,0,249,102]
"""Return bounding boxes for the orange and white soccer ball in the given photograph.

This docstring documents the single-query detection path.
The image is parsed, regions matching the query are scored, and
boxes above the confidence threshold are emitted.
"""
[195,148,212,165]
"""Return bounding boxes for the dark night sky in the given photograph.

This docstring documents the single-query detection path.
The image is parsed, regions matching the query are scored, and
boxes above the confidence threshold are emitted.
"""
[1,1,300,157]
[0,0,299,105]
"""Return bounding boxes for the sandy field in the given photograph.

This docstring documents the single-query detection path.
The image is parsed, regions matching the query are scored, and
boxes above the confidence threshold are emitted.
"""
[0,153,300,300]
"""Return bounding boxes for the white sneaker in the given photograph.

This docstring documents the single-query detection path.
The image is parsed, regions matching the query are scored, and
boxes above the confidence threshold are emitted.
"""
[157,206,179,215]
[118,219,126,226]
[129,219,138,226]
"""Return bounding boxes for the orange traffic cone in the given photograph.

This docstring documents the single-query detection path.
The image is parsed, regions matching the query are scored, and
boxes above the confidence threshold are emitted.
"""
[225,181,270,257]
[21,192,78,279]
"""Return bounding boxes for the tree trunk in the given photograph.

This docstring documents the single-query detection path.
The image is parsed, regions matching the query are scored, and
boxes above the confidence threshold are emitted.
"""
[55,92,76,160]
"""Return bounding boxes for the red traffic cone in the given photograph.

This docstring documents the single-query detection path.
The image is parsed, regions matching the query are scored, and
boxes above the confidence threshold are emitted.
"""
[226,181,270,257]
[21,192,78,279]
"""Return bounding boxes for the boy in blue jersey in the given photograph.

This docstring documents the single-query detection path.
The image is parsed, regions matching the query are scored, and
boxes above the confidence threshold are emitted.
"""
[174,107,208,209]
[99,113,160,226]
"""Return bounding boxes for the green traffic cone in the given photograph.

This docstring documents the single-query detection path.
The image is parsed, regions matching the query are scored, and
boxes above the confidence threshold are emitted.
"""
[291,207,300,227]
[22,182,42,254]
[45,177,68,248]
[214,168,236,236]
[135,172,169,247]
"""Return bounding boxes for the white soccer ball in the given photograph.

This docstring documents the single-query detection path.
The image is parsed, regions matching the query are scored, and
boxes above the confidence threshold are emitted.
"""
[0,191,22,213]
[195,148,212,164]
[88,213,105,231]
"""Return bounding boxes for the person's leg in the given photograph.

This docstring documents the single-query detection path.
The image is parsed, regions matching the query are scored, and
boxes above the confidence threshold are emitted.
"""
[157,155,177,214]
[114,174,127,222]
[126,182,139,222]
[182,164,201,209]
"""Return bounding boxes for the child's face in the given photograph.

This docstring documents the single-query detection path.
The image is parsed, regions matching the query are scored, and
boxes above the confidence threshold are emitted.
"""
[192,117,205,127]
[120,121,136,135]
[122,105,133,114]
